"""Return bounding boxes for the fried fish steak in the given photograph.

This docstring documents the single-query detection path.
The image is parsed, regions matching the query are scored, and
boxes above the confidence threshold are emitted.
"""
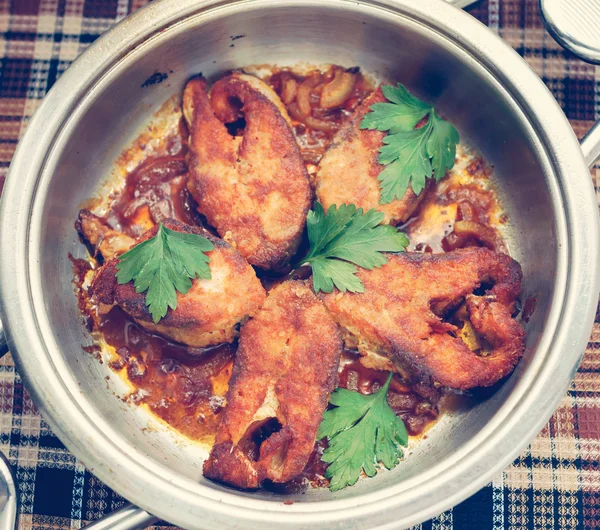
[76,210,136,261]
[203,281,342,489]
[322,248,525,390]
[90,219,266,348]
[315,86,429,225]
[183,73,312,271]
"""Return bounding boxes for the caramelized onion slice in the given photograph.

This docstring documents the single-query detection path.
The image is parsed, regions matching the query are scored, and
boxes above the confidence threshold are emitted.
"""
[452,220,498,249]
[320,69,356,109]
[288,102,339,132]
[281,77,298,105]
[296,73,322,117]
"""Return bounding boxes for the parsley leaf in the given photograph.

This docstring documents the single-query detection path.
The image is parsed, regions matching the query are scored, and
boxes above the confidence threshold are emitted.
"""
[317,374,409,492]
[427,110,460,183]
[378,125,433,201]
[116,223,214,323]
[310,259,365,295]
[302,203,409,293]
[360,84,431,133]
[360,83,459,204]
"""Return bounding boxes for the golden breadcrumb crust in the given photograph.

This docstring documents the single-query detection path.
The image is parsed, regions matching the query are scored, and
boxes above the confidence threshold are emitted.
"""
[90,219,266,348]
[204,281,342,488]
[315,86,428,225]
[76,209,136,261]
[184,74,312,271]
[322,248,524,390]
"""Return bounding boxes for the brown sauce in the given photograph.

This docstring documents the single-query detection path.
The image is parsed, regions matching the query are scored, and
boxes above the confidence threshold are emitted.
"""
[69,254,95,332]
[77,65,510,491]
[98,307,234,443]
[101,120,204,238]
[401,156,506,254]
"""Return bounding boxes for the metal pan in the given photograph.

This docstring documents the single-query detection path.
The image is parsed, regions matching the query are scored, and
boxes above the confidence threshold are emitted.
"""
[0,0,598,528]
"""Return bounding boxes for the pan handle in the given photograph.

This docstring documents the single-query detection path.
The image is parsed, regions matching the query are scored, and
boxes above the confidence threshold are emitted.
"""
[0,318,8,358]
[581,121,600,169]
[81,504,159,530]
[0,451,18,530]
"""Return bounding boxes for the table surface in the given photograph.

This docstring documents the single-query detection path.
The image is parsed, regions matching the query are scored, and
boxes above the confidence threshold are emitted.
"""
[1,0,600,528]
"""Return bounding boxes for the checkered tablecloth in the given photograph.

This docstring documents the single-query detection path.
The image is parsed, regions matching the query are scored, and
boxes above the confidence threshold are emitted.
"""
[1,0,599,528]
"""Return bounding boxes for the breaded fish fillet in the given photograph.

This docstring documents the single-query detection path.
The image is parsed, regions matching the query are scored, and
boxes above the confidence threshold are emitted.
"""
[315,86,428,225]
[76,210,136,261]
[204,281,342,489]
[183,73,312,271]
[90,219,266,348]
[322,248,524,390]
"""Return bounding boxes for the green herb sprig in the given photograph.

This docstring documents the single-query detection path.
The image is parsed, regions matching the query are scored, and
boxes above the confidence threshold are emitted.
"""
[360,83,460,204]
[318,374,409,492]
[301,203,409,293]
[115,223,214,323]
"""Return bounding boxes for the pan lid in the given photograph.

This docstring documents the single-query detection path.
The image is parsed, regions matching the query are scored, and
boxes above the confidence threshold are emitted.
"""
[540,0,600,64]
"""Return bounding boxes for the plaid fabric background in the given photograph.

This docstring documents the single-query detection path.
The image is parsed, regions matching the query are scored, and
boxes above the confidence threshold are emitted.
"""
[1,0,599,528]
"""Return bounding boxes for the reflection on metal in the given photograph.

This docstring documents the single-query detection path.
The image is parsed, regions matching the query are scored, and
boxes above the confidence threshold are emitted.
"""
[540,0,600,64]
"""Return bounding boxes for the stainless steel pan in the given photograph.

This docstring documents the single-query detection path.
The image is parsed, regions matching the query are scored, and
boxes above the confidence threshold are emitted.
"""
[0,0,599,528]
